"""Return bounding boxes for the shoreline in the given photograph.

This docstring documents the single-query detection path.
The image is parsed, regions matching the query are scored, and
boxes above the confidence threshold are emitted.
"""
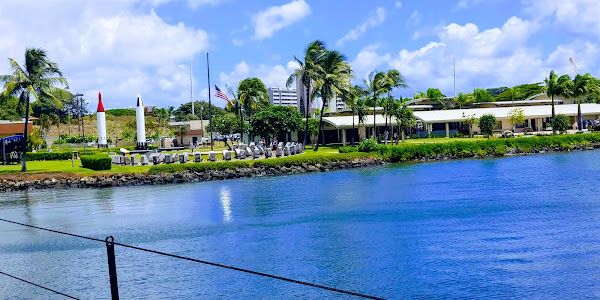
[1,143,599,193]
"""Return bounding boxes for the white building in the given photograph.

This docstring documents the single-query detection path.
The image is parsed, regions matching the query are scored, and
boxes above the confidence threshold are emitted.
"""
[268,87,298,107]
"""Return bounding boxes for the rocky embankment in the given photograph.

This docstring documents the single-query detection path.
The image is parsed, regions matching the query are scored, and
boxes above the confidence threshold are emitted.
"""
[0,156,384,193]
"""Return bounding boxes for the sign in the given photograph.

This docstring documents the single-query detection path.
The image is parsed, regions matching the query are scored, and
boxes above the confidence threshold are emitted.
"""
[1,135,24,165]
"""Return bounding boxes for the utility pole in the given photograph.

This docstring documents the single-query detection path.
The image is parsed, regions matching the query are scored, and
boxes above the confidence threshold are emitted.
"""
[453,57,456,98]
[190,57,195,116]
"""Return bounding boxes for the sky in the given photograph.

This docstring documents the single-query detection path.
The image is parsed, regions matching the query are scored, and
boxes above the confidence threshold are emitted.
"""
[0,0,598,110]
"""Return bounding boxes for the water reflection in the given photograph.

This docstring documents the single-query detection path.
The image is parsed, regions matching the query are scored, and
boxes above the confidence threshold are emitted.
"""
[219,186,233,223]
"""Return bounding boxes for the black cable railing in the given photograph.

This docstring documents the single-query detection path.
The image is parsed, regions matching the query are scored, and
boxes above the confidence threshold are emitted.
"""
[0,217,386,300]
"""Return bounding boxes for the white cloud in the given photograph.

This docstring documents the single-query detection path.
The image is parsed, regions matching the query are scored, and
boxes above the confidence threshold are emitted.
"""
[232,39,244,46]
[218,61,299,105]
[337,7,386,46]
[0,1,210,109]
[351,16,560,97]
[149,0,227,8]
[252,0,311,40]
[395,1,402,9]
[455,0,485,9]
[406,10,421,26]
[350,44,392,80]
[523,0,600,38]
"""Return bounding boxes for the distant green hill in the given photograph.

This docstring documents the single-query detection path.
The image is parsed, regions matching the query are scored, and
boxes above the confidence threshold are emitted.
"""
[105,108,136,116]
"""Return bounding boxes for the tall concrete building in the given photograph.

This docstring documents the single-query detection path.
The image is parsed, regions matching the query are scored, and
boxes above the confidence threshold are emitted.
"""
[268,87,298,107]
[295,81,346,116]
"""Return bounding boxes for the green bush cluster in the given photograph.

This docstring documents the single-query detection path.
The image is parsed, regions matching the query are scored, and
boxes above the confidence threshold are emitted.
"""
[27,149,110,161]
[358,139,379,152]
[148,152,370,174]
[376,133,600,162]
[80,155,112,170]
[338,146,358,153]
[409,134,419,139]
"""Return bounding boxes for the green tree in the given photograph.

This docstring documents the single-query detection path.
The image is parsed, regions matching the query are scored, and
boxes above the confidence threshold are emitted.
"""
[311,49,352,151]
[426,88,446,108]
[210,113,241,136]
[340,85,364,146]
[462,113,478,137]
[552,114,570,133]
[392,99,416,142]
[287,40,326,147]
[507,108,525,133]
[479,114,497,138]
[473,88,493,102]
[413,91,426,99]
[454,92,474,109]
[381,69,408,144]
[250,105,302,141]
[356,97,369,141]
[572,73,599,131]
[307,118,320,144]
[0,48,69,172]
[544,70,558,122]
[362,71,386,140]
[238,77,269,142]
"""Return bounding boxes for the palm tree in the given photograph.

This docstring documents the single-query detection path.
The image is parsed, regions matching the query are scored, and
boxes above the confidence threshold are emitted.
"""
[286,40,326,147]
[311,50,352,151]
[340,85,364,146]
[0,48,69,172]
[381,69,407,144]
[238,77,269,143]
[544,70,558,122]
[356,97,368,141]
[572,73,599,131]
[393,98,416,142]
[226,84,245,143]
[454,92,473,109]
[363,71,386,140]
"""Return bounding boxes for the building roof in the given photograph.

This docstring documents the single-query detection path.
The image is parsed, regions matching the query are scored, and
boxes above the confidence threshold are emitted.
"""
[322,114,395,129]
[413,103,600,123]
[320,103,600,128]
[473,99,564,106]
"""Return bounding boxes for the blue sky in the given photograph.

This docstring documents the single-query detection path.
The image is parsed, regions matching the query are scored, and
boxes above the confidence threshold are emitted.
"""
[0,0,597,109]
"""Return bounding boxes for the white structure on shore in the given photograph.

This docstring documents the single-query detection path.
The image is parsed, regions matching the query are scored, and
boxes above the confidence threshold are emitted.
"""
[136,93,147,150]
[268,87,298,106]
[96,92,107,148]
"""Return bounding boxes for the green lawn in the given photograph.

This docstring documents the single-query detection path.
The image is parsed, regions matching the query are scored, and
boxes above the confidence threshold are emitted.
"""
[0,160,151,175]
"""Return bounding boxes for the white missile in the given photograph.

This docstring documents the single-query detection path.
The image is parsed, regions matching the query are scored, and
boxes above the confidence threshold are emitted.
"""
[96,92,108,148]
[136,93,147,150]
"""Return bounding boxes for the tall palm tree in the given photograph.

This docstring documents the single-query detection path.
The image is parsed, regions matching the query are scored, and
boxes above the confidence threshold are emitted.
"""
[363,71,386,140]
[572,73,599,131]
[393,98,416,142]
[0,48,69,172]
[226,84,244,143]
[311,50,352,151]
[238,77,269,143]
[381,69,407,144]
[356,97,368,141]
[544,70,558,121]
[340,85,364,146]
[287,40,326,147]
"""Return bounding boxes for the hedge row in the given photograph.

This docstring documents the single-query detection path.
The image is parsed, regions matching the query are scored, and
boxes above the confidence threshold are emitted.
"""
[27,149,110,161]
[80,155,112,170]
[374,133,600,163]
[148,152,371,174]
[338,146,358,153]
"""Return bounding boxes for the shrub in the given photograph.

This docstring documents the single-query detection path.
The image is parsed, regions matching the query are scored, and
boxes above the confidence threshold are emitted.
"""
[358,139,379,152]
[339,146,358,153]
[81,155,111,170]
[409,134,419,139]
[552,114,571,133]
[479,114,497,137]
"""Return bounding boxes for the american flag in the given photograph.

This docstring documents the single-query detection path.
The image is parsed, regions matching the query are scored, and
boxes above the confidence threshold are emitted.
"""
[215,85,233,105]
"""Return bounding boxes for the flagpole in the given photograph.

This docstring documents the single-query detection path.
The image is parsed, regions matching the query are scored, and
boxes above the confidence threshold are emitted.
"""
[207,51,213,151]
[190,57,195,116]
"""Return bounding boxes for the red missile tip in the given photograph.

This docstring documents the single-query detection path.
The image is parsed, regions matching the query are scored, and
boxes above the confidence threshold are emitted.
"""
[97,92,105,112]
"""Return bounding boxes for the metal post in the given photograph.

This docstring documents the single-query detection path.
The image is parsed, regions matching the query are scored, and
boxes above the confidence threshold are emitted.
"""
[105,236,119,300]
[207,51,213,151]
